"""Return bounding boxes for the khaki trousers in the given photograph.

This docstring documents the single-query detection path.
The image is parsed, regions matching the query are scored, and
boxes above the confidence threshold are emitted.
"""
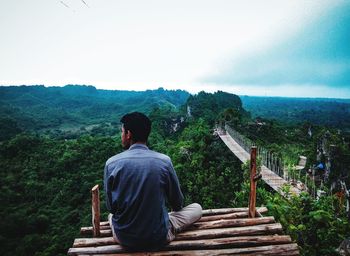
[167,203,203,242]
[108,203,203,244]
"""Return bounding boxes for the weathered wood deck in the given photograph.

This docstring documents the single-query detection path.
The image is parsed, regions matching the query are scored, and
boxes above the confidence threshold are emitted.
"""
[68,207,299,255]
[218,132,302,196]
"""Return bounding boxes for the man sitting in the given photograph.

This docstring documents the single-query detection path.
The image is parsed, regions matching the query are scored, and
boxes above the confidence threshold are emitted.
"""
[104,112,202,250]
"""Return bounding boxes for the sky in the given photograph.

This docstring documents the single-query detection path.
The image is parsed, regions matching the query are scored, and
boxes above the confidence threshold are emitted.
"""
[0,0,349,98]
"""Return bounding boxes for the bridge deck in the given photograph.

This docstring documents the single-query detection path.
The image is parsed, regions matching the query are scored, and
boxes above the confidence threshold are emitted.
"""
[218,133,301,196]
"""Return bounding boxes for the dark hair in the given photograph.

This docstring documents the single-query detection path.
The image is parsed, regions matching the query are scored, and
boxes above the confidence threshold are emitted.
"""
[120,112,152,142]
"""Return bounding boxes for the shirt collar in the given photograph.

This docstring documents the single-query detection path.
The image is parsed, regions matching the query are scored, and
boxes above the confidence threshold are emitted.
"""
[129,143,149,150]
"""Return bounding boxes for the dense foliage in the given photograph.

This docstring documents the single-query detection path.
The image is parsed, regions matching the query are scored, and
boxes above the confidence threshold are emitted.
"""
[0,85,349,256]
[0,135,121,255]
[234,162,350,256]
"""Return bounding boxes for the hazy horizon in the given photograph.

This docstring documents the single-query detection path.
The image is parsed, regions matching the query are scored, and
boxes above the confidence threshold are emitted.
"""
[2,83,350,101]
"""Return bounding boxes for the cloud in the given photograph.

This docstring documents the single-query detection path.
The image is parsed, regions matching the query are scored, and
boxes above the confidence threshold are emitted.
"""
[204,2,350,88]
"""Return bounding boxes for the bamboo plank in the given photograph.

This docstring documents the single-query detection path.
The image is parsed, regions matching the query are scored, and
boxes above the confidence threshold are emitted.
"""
[72,235,291,249]
[198,208,268,222]
[83,229,111,237]
[167,235,291,250]
[202,207,267,216]
[73,237,116,248]
[137,243,299,255]
[68,245,122,256]
[69,243,299,256]
[198,212,248,222]
[81,225,111,234]
[192,216,275,230]
[176,223,283,240]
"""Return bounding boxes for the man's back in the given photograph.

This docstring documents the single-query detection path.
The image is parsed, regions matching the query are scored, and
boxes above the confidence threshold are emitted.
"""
[104,143,184,249]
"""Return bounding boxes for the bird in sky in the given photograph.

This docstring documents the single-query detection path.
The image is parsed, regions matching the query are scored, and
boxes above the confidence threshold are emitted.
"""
[81,0,89,8]
[60,0,70,9]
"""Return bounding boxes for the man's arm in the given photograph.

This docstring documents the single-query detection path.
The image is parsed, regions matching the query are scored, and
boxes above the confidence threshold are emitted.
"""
[103,163,114,213]
[166,160,184,211]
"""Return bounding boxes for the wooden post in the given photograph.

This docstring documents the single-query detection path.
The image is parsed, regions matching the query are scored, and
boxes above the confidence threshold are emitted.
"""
[92,185,100,237]
[249,146,257,218]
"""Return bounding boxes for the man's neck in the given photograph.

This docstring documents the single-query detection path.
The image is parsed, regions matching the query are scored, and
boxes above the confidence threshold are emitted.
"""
[131,141,147,146]
[128,142,148,150]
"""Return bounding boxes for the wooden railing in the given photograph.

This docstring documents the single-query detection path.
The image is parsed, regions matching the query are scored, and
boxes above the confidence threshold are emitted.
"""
[91,185,100,237]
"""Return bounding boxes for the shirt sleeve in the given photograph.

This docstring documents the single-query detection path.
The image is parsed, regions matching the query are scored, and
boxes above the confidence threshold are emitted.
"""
[166,160,184,211]
[104,163,114,213]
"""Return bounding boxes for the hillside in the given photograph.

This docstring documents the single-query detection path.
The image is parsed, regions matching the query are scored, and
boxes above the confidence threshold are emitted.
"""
[240,96,350,130]
[0,85,190,140]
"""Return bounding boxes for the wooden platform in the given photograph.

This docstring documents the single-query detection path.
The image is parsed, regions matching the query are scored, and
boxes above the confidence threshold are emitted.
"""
[67,207,299,255]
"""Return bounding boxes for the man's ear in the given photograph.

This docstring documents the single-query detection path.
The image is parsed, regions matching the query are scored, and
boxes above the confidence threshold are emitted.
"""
[126,130,132,140]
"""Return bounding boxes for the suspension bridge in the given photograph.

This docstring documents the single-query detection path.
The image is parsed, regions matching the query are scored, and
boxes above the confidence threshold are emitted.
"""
[217,125,303,196]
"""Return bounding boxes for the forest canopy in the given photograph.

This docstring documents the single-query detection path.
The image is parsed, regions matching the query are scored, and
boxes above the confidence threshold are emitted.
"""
[0,85,349,256]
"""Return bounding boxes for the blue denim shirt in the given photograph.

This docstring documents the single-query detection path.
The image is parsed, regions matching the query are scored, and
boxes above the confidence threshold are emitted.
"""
[104,143,184,249]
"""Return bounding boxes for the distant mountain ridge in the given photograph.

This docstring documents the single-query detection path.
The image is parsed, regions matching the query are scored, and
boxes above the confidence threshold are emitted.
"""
[240,95,350,130]
[1,85,349,141]
[0,85,190,140]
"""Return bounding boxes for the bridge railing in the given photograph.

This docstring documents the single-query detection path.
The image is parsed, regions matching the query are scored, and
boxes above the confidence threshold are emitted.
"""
[225,124,255,153]
[224,124,287,181]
